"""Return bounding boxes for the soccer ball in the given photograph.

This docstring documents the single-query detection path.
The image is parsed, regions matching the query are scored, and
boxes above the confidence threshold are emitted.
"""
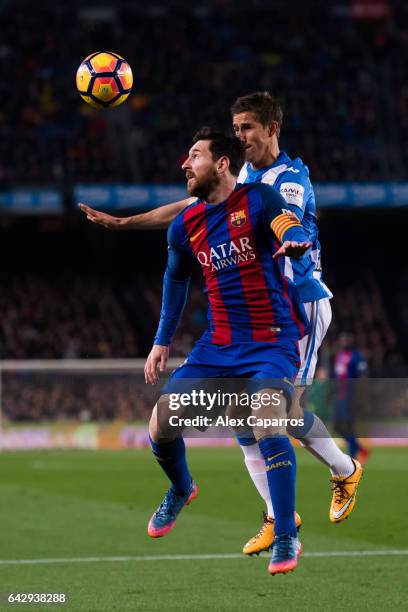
[76,52,133,108]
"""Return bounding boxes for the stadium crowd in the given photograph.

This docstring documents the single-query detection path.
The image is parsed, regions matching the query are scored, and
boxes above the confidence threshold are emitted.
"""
[0,276,140,359]
[0,270,401,369]
[1,271,406,422]
[2,371,154,422]
[1,1,407,184]
[2,0,408,422]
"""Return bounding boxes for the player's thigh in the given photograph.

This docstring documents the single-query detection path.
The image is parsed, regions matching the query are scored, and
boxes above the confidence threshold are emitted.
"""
[225,387,253,435]
[245,344,298,438]
[149,394,185,442]
[163,353,231,432]
[296,298,332,386]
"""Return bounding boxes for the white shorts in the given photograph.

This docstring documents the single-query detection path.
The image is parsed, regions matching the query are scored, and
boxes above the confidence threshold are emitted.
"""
[295,297,332,386]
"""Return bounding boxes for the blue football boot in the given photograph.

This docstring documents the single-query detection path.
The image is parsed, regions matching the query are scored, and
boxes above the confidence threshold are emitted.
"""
[268,533,302,575]
[148,481,198,538]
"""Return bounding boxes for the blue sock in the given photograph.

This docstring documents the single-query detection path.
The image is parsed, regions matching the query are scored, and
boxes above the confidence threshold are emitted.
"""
[286,409,315,439]
[258,436,297,537]
[345,436,361,458]
[236,432,257,447]
[149,436,192,495]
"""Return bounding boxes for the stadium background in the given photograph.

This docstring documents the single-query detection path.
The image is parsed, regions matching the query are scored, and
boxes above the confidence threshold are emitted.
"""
[1,0,407,425]
[0,1,407,611]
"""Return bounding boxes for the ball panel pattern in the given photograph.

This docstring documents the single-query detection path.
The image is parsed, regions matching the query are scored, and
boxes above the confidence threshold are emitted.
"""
[76,52,133,108]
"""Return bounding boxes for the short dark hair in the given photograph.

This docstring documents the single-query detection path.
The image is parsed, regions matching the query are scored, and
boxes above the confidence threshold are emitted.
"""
[230,91,283,136]
[192,126,245,176]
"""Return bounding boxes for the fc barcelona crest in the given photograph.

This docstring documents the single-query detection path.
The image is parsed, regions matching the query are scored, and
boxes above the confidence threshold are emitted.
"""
[230,210,247,227]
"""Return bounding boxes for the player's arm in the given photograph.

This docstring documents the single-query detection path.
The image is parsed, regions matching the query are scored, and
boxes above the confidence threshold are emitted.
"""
[79,198,195,231]
[260,185,312,259]
[144,225,192,385]
[274,168,310,222]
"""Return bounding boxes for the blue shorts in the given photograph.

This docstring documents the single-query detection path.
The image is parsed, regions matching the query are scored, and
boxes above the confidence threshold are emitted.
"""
[163,338,300,398]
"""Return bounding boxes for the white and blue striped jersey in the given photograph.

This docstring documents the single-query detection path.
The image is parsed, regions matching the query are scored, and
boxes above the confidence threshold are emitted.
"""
[238,151,332,303]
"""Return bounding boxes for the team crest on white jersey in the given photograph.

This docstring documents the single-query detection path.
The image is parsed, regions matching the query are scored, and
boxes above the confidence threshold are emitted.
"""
[230,210,247,227]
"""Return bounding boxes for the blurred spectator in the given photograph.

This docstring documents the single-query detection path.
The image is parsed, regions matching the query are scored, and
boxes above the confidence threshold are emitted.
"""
[0,268,402,371]
[2,371,157,422]
[0,266,406,422]
[332,331,371,464]
[0,275,140,359]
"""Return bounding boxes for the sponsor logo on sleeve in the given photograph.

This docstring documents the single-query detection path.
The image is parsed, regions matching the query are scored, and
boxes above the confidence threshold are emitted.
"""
[279,182,305,207]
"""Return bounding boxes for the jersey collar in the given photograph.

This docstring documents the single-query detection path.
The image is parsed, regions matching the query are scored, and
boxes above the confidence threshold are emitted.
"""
[248,150,292,174]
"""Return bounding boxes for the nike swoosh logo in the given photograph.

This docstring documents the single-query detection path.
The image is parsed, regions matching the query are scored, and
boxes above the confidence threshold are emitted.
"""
[190,229,205,242]
[332,495,355,519]
[266,451,286,462]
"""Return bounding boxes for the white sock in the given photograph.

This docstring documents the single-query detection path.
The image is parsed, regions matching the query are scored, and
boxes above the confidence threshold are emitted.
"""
[240,442,274,517]
[300,415,354,477]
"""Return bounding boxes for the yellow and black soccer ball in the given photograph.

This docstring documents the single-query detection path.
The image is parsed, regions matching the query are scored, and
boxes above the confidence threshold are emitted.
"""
[76,51,133,109]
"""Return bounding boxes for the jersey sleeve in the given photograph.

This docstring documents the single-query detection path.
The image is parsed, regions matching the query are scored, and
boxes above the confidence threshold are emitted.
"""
[273,166,312,222]
[154,219,193,346]
[257,183,309,244]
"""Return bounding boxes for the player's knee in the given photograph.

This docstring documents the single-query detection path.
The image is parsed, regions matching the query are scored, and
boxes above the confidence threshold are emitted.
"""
[252,387,287,417]
[226,399,251,434]
[150,396,184,441]
[250,388,287,439]
[149,415,177,443]
[149,404,159,442]
[287,397,304,420]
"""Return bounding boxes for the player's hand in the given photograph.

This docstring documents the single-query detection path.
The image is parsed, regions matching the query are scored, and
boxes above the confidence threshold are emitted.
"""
[144,345,170,385]
[78,203,124,230]
[273,241,312,259]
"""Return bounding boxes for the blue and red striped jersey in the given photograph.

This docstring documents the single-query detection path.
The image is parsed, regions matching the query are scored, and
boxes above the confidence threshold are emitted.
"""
[154,182,310,346]
[334,349,368,401]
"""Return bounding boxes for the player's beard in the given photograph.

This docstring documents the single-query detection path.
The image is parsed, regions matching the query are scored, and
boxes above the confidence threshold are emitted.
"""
[187,169,220,201]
